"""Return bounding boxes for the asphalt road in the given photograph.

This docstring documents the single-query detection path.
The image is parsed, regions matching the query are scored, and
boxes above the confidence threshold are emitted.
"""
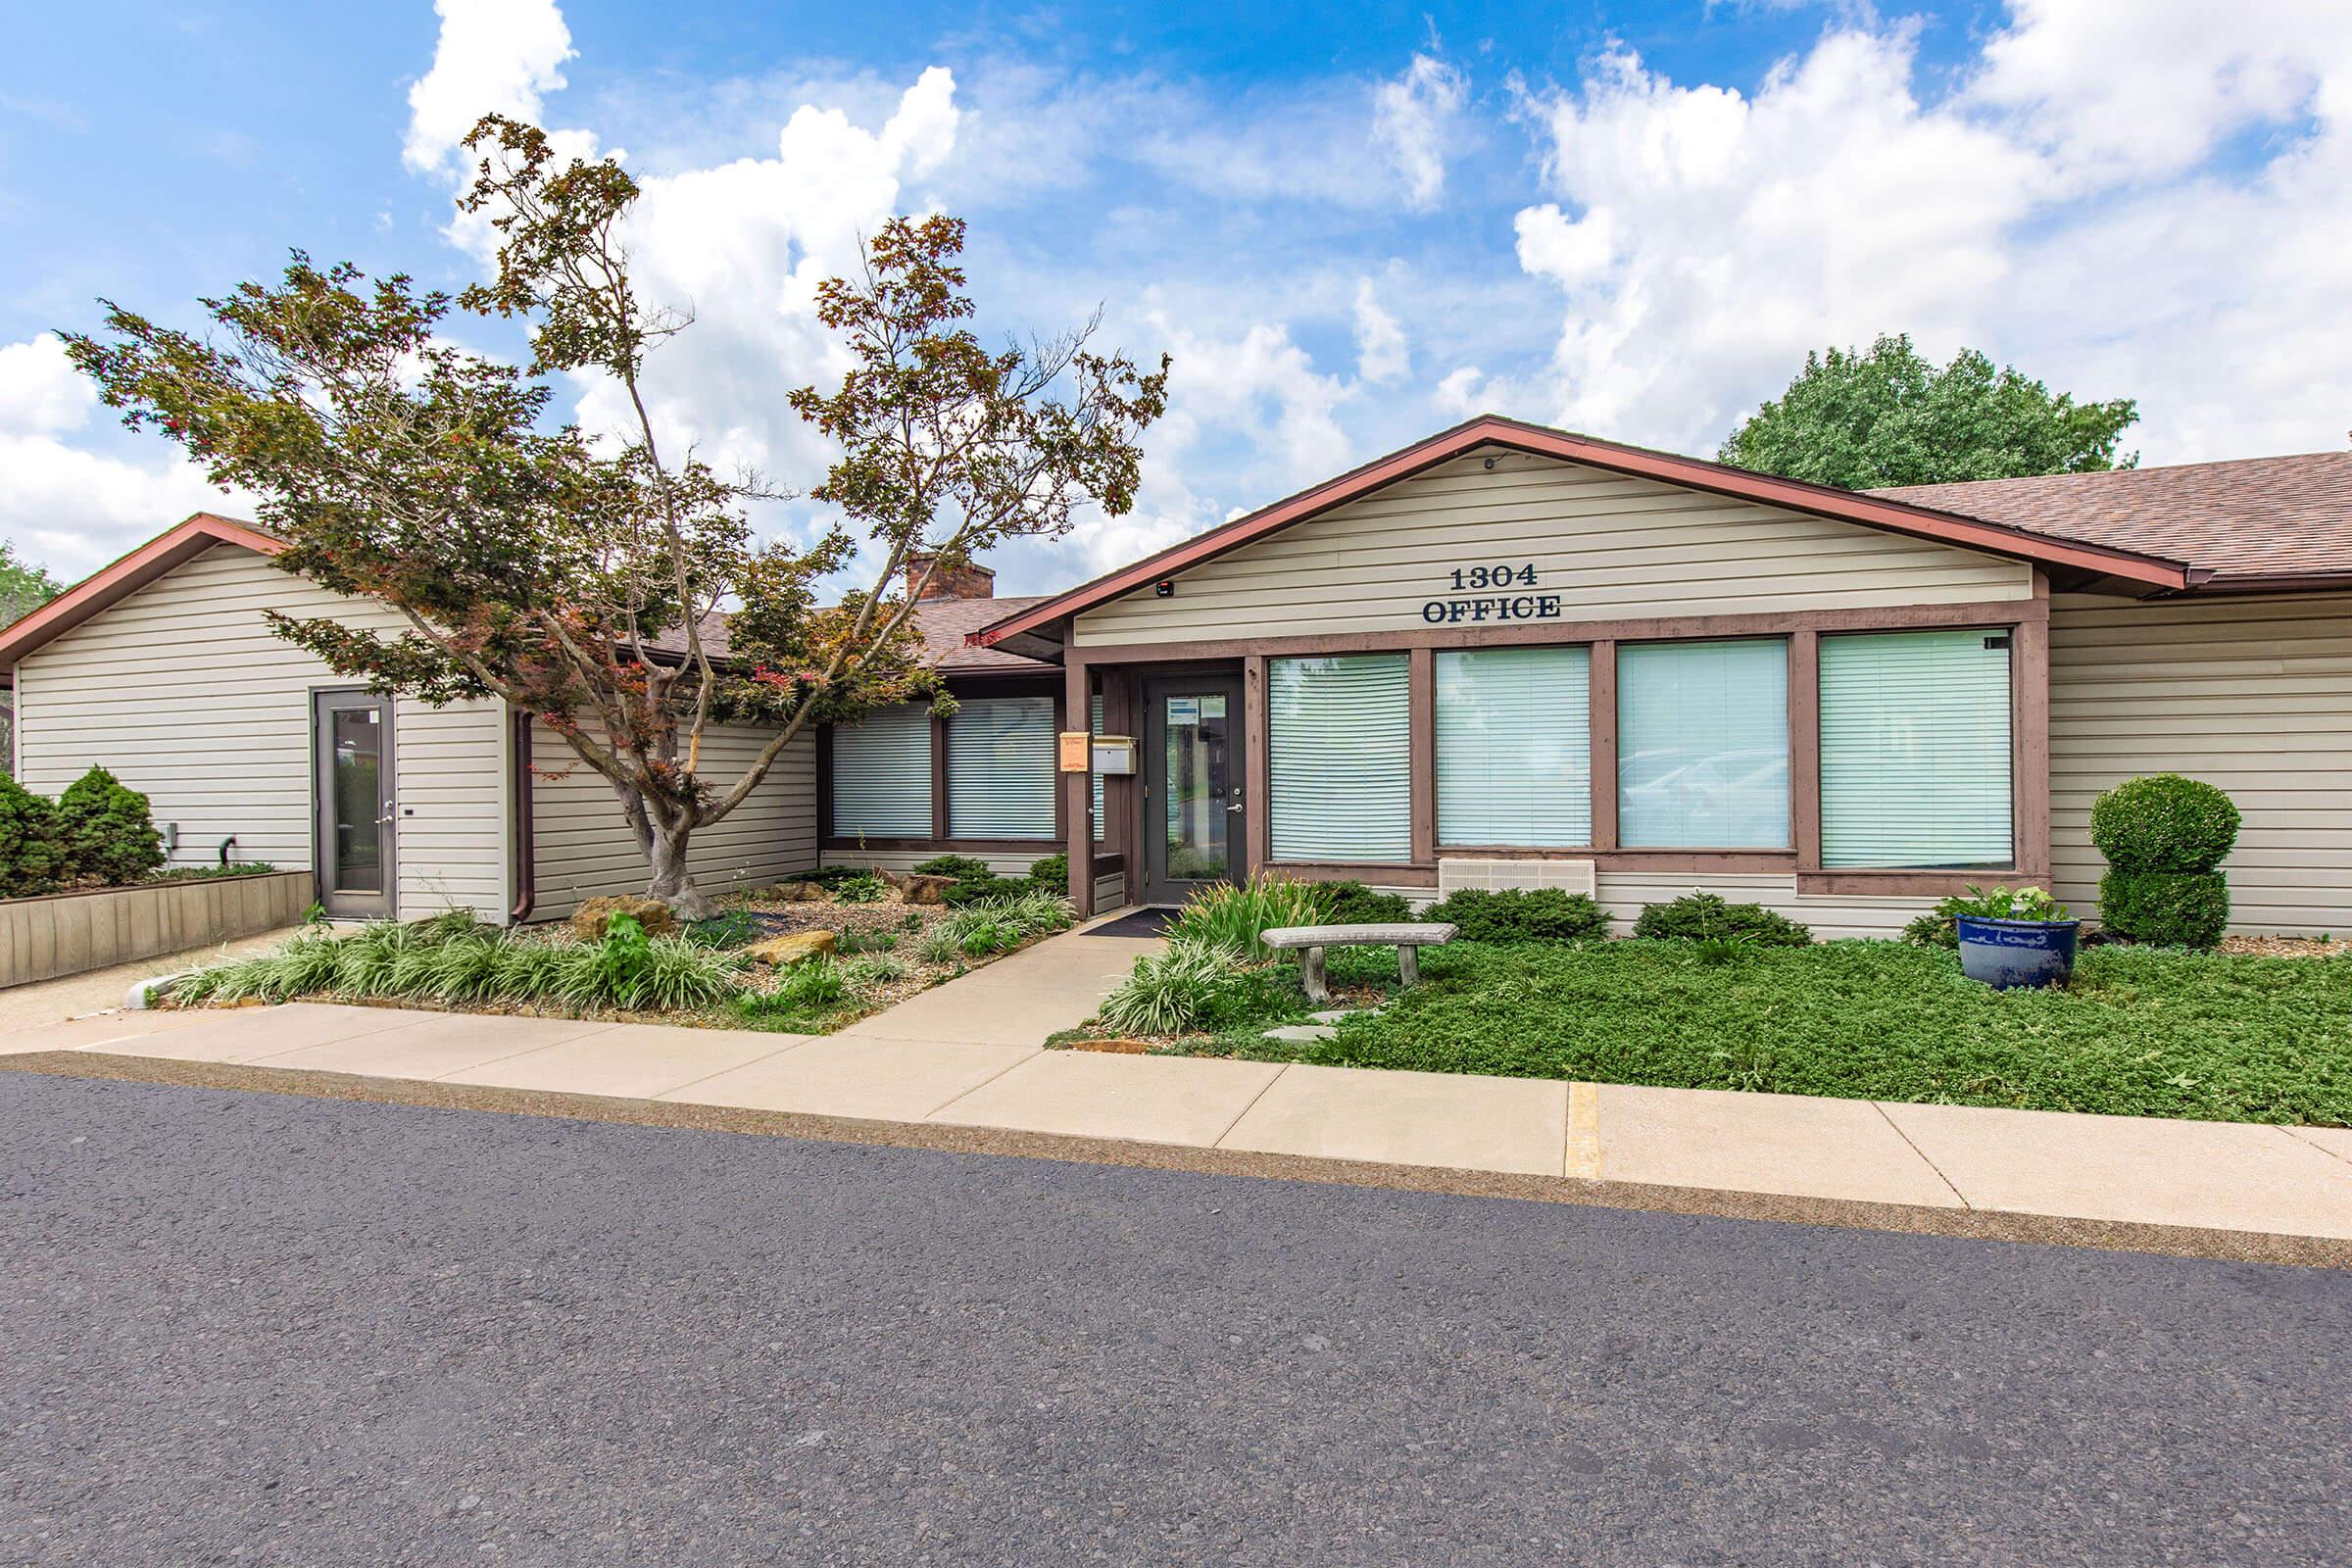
[4,1074,2348,1567]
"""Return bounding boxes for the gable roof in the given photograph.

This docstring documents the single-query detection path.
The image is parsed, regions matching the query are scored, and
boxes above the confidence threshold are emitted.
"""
[1871,452,2352,588]
[0,513,283,677]
[966,416,2205,658]
[0,510,1054,682]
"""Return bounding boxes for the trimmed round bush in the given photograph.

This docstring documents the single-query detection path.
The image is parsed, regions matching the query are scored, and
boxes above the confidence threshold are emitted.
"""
[56,765,166,887]
[1423,886,1611,943]
[2097,869,2230,950]
[1633,891,1811,947]
[2088,774,2240,872]
[0,774,63,898]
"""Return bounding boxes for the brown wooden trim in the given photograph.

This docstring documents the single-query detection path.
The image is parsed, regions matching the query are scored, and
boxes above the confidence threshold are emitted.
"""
[813,723,835,844]
[1589,639,1617,853]
[1064,656,1092,915]
[1407,646,1436,864]
[1789,628,1822,872]
[1263,860,1440,888]
[1068,598,2042,666]
[1796,869,2023,898]
[819,837,1059,855]
[1089,852,1126,875]
[1243,654,1270,874]
[2014,593,2052,883]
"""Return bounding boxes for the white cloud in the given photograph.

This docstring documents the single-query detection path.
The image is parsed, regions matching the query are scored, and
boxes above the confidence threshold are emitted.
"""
[1352,279,1408,384]
[1505,10,2352,463]
[404,0,575,172]
[0,335,234,578]
[1373,53,1468,209]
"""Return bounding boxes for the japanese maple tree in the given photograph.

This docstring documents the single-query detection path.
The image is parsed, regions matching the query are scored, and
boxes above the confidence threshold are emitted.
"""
[65,118,1166,917]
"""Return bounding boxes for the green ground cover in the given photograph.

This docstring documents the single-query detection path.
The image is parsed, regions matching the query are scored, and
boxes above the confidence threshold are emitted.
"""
[1124,941,2352,1126]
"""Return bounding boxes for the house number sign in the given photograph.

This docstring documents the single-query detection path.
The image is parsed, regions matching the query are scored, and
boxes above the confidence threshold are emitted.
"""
[1421,562,1564,625]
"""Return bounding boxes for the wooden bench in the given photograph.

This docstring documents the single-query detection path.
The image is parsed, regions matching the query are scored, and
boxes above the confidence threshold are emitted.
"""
[1259,922,1458,1004]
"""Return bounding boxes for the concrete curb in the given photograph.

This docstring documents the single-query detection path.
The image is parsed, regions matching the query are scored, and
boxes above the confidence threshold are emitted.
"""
[4,1048,2345,1272]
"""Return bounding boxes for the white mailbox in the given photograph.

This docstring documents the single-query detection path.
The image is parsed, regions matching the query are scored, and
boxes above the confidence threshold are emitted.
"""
[1091,735,1137,775]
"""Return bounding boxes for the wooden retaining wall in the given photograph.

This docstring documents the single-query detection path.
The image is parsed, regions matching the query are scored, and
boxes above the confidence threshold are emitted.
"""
[0,870,312,989]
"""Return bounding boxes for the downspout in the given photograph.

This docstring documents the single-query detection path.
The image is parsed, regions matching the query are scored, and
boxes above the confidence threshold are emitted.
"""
[509,709,536,923]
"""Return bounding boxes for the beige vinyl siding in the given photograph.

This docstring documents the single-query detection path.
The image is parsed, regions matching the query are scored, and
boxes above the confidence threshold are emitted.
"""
[2050,592,2352,936]
[1593,871,1931,941]
[527,719,816,920]
[13,543,506,922]
[1074,449,2032,645]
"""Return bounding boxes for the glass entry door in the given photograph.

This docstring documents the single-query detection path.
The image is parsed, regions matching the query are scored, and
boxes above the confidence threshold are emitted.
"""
[1142,674,1246,905]
[313,691,396,920]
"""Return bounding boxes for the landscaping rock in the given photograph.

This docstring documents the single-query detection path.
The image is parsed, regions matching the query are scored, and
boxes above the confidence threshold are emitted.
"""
[769,881,830,904]
[1068,1037,1152,1054]
[1262,1023,1338,1044]
[744,929,838,967]
[900,874,957,906]
[570,895,675,941]
[1307,1009,1362,1024]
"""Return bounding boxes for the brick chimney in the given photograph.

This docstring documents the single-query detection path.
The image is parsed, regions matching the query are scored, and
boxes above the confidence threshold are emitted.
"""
[905,552,996,601]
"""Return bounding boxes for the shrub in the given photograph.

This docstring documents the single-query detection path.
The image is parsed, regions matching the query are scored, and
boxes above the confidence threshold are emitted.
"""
[2098,869,2230,950]
[1633,892,1810,947]
[55,766,165,887]
[912,923,966,965]
[686,910,761,950]
[833,873,892,904]
[1097,939,1248,1035]
[912,855,993,881]
[839,953,911,990]
[0,773,63,898]
[1314,880,1412,926]
[2089,774,2240,872]
[1422,887,1610,944]
[1166,872,1325,958]
[1027,854,1069,890]
[941,874,1030,906]
[769,955,848,1008]
[835,927,899,956]
[1903,885,2073,948]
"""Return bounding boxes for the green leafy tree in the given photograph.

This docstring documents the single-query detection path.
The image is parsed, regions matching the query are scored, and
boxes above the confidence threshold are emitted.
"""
[0,774,63,897]
[1721,333,2138,489]
[64,119,1165,917]
[0,542,63,627]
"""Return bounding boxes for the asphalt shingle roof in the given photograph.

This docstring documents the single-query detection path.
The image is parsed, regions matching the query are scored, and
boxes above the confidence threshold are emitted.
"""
[1872,451,2352,583]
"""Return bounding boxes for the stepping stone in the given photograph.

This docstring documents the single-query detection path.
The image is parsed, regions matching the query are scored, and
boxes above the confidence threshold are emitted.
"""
[1263,1023,1338,1044]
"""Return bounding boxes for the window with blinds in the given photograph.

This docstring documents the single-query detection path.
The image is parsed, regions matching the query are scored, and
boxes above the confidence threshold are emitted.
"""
[947,694,1058,839]
[1618,638,1790,848]
[829,705,933,837]
[1436,646,1592,847]
[1091,692,1105,844]
[1821,629,2013,867]
[1268,654,1411,862]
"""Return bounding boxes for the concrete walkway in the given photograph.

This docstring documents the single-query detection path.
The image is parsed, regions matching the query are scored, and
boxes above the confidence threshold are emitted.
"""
[5,919,2350,1255]
[0,925,301,1040]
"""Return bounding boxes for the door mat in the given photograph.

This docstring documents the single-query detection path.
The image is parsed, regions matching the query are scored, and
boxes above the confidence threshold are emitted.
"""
[1084,907,1178,938]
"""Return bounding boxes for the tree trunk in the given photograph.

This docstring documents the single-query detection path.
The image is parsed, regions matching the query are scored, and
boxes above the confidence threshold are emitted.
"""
[645,818,719,921]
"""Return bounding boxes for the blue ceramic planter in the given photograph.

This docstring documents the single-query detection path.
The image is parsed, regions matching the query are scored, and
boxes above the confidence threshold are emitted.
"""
[1956,915,2082,990]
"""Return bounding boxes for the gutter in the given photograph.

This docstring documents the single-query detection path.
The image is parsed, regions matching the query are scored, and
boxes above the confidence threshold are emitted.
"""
[509,708,536,923]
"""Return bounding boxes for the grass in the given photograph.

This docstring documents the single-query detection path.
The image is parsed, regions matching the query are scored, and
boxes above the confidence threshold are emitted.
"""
[1139,940,2352,1127]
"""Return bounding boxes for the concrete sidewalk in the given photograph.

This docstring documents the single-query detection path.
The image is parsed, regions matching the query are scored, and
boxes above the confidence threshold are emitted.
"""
[6,920,2350,1257]
[10,992,2352,1253]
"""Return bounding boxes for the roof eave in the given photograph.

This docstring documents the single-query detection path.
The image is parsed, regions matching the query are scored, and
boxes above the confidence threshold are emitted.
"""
[964,416,2194,649]
[0,514,283,675]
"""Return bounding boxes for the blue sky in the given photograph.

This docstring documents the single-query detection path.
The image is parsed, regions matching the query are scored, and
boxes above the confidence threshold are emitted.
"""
[4,1,2345,593]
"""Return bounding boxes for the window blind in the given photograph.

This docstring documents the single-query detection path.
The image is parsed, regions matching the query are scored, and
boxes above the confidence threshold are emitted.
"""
[830,704,932,837]
[1436,646,1592,847]
[1821,629,2013,867]
[1091,692,1105,844]
[1269,654,1411,862]
[947,694,1058,839]
[1618,638,1789,848]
